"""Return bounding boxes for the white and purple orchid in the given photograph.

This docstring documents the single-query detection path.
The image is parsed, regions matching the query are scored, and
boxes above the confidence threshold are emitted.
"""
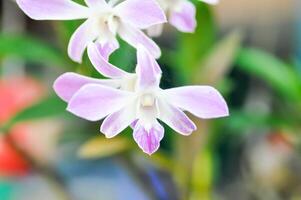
[17,0,167,62]
[17,0,227,155]
[148,0,219,37]
[54,45,228,155]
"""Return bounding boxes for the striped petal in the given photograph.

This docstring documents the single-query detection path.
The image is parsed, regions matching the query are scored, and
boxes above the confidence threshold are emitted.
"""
[133,120,164,155]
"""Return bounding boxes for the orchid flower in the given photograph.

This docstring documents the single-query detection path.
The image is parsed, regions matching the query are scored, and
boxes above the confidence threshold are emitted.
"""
[17,0,167,63]
[54,45,229,155]
[148,0,219,37]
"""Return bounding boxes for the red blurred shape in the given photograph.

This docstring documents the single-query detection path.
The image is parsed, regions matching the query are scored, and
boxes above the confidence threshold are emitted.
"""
[0,136,29,176]
[0,77,44,176]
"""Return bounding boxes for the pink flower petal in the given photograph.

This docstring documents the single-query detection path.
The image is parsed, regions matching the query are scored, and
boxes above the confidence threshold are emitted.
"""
[16,0,89,20]
[67,84,132,121]
[158,99,196,135]
[68,20,98,63]
[130,119,139,129]
[101,101,136,138]
[87,43,129,78]
[169,1,196,33]
[115,0,166,29]
[94,40,119,61]
[133,121,164,155]
[53,72,120,102]
[135,46,161,90]
[118,23,161,59]
[164,86,229,119]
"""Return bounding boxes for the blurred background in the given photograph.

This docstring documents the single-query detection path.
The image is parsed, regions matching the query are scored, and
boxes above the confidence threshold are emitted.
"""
[0,0,301,199]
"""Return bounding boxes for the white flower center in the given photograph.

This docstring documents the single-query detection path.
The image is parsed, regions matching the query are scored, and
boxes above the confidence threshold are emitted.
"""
[141,94,155,107]
[90,7,120,41]
[137,93,158,130]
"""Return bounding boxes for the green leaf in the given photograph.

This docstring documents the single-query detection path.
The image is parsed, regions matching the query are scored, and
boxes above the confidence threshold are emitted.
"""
[176,3,217,81]
[0,34,68,67]
[194,30,243,85]
[1,95,66,133]
[110,39,136,72]
[224,110,296,133]
[236,48,301,101]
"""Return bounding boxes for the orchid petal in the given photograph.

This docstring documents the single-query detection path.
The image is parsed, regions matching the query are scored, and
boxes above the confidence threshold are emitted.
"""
[16,0,89,20]
[67,84,132,121]
[94,40,119,61]
[133,121,164,155]
[68,20,97,63]
[158,99,196,135]
[200,0,219,5]
[130,120,138,129]
[101,101,136,138]
[87,43,129,78]
[118,23,161,59]
[84,0,107,7]
[169,0,196,33]
[135,46,161,90]
[53,72,120,102]
[164,86,229,119]
[147,24,164,37]
[115,0,166,29]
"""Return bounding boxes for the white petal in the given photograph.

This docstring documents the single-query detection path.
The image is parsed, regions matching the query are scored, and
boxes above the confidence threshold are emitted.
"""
[87,43,128,78]
[147,24,164,37]
[67,84,132,121]
[101,101,137,138]
[163,86,229,119]
[200,0,219,5]
[169,0,196,33]
[118,23,161,59]
[135,46,161,90]
[53,72,120,102]
[85,0,107,7]
[16,0,89,20]
[115,0,166,29]
[68,20,97,63]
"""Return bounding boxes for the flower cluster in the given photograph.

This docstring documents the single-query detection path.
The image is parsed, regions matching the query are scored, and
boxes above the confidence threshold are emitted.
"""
[17,0,227,155]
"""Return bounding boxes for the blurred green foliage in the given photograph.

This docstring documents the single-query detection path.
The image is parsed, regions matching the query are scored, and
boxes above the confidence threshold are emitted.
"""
[0,34,68,68]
